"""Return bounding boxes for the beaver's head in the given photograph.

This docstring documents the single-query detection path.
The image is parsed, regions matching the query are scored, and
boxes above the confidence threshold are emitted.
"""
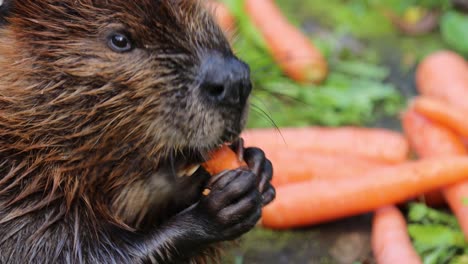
[0,0,251,174]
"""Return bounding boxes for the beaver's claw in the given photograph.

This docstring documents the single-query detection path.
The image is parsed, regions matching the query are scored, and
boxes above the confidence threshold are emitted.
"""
[231,138,275,206]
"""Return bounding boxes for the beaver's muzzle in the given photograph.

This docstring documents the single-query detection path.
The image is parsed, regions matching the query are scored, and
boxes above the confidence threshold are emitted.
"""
[199,52,252,107]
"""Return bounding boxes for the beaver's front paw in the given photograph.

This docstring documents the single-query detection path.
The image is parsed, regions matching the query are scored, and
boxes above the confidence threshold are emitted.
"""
[231,139,276,206]
[195,169,262,241]
[243,147,275,206]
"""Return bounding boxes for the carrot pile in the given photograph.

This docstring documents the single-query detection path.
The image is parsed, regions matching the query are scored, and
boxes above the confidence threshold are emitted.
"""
[200,3,468,260]
[262,157,468,228]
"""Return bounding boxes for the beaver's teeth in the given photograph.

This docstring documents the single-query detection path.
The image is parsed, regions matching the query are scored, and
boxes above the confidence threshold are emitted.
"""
[177,164,200,177]
[186,164,200,176]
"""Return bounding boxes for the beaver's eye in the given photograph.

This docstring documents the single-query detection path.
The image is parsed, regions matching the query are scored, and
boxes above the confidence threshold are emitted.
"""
[108,33,133,53]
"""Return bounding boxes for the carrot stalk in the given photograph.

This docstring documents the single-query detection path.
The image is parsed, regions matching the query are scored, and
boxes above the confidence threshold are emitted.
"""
[242,127,409,164]
[244,0,328,84]
[372,206,422,264]
[416,50,468,110]
[262,157,468,229]
[267,151,385,187]
[412,96,468,138]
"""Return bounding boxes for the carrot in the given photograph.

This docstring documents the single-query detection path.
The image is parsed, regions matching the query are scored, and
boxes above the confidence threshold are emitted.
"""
[262,157,468,228]
[244,0,328,84]
[205,1,236,37]
[401,109,466,158]
[412,96,468,138]
[372,206,422,264]
[267,151,385,187]
[443,184,468,239]
[202,145,247,176]
[242,127,409,164]
[401,108,468,238]
[201,145,247,196]
[401,109,465,207]
[416,50,468,110]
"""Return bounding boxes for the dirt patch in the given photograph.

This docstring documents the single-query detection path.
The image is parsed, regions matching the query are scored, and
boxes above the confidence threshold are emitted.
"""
[223,214,376,264]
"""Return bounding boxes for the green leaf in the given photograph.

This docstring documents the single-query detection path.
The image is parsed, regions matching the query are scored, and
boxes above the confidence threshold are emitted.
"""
[409,224,466,251]
[440,11,468,56]
[332,60,390,80]
[408,203,460,228]
[422,246,460,264]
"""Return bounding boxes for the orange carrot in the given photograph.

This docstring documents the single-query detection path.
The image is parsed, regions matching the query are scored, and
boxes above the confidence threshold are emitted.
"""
[416,50,468,110]
[372,206,422,264]
[401,109,466,158]
[242,127,409,164]
[443,184,468,238]
[401,109,465,207]
[205,1,236,37]
[244,0,328,84]
[401,108,468,238]
[262,157,468,228]
[267,151,385,187]
[412,96,468,138]
[202,145,247,176]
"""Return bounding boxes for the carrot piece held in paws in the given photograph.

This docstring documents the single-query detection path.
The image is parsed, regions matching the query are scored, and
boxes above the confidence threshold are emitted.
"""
[202,145,247,176]
[372,206,422,264]
[262,157,468,229]
[201,145,247,196]
[244,0,328,84]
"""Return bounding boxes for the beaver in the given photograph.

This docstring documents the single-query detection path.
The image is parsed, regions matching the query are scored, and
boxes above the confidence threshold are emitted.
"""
[0,0,275,263]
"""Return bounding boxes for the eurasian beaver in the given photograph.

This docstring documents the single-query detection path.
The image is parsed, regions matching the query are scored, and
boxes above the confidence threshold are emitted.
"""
[0,0,275,263]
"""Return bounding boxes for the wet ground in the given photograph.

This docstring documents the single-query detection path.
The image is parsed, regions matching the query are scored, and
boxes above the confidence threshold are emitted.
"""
[223,215,375,264]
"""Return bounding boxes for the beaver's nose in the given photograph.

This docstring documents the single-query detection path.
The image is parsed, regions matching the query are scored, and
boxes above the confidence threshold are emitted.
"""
[200,53,252,106]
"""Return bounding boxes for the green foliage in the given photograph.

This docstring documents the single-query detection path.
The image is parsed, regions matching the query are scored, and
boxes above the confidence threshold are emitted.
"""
[441,11,468,56]
[222,0,404,128]
[408,203,468,264]
[377,0,451,14]
[276,0,396,38]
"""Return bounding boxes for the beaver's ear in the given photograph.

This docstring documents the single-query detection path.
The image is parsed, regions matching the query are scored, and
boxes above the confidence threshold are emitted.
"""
[0,0,13,25]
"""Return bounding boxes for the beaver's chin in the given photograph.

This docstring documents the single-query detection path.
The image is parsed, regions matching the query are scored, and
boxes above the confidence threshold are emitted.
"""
[163,103,248,177]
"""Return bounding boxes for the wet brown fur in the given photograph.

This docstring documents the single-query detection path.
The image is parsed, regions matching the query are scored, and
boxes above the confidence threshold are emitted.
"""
[0,0,245,263]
